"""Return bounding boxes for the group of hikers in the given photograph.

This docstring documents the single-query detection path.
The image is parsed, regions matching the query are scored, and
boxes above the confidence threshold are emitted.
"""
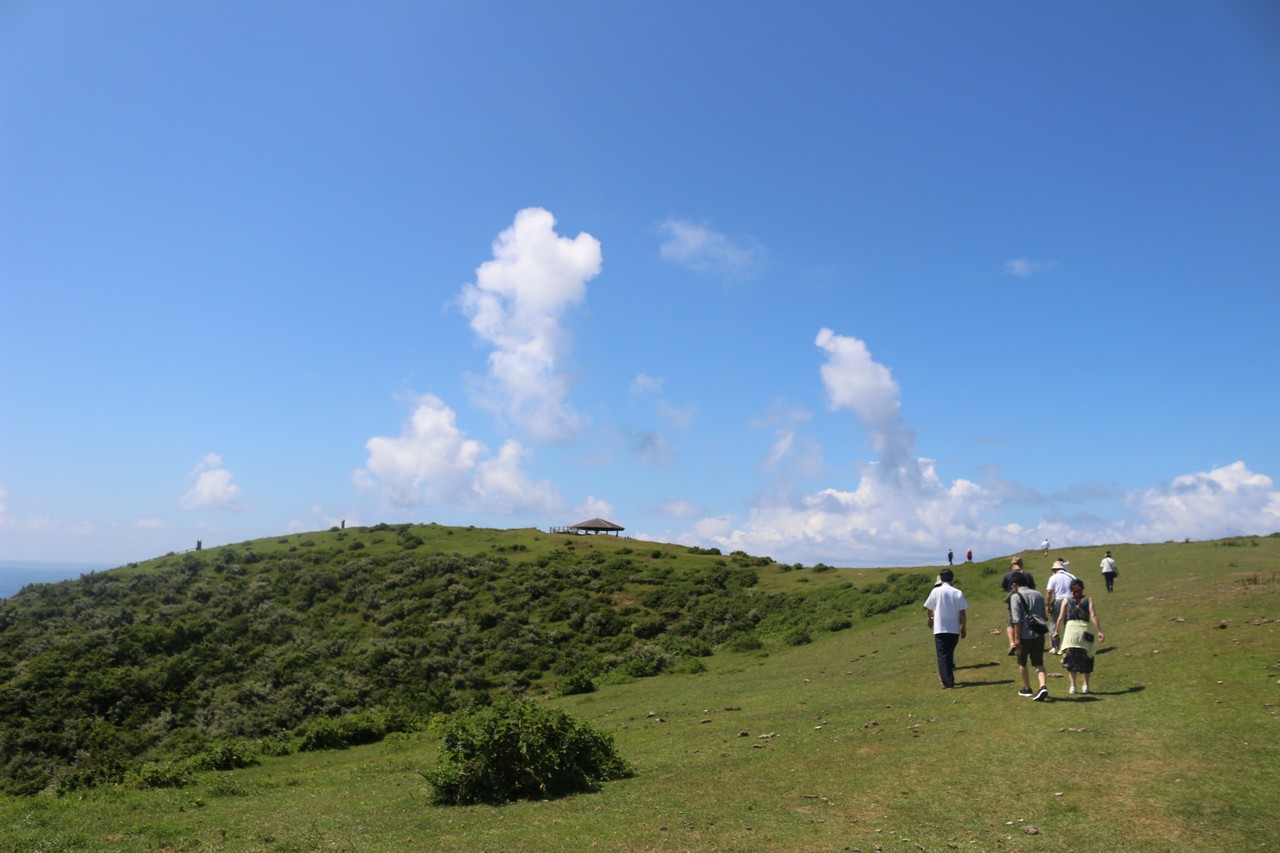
[923,549,1119,700]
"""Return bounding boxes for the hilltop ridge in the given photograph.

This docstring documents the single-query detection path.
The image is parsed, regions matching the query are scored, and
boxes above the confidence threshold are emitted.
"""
[0,522,935,795]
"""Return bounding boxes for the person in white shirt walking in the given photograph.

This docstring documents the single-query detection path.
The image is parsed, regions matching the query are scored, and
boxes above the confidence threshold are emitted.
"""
[1100,550,1118,592]
[923,568,968,689]
[1044,559,1077,654]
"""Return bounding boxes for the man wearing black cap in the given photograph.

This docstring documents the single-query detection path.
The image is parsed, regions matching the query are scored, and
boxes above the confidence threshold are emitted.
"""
[1009,571,1049,701]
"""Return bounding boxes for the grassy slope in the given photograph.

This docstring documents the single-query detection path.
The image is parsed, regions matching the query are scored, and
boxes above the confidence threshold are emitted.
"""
[2,536,1277,852]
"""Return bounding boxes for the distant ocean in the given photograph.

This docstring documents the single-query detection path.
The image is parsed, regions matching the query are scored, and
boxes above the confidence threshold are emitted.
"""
[0,560,115,599]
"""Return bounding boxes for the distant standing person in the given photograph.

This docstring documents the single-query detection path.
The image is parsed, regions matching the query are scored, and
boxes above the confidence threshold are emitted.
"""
[966,549,973,563]
[1100,550,1118,593]
[1041,538,1050,556]
[1056,579,1105,694]
[923,568,968,689]
[948,548,954,566]
[1009,571,1050,701]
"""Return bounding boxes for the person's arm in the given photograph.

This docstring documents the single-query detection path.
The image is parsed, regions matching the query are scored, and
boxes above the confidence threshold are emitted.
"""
[959,608,967,639]
[1009,595,1023,647]
[926,607,935,629]
[1055,600,1067,635]
[1089,598,1105,642]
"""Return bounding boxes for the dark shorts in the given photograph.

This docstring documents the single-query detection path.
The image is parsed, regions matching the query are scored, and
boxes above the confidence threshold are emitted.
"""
[1016,635,1045,668]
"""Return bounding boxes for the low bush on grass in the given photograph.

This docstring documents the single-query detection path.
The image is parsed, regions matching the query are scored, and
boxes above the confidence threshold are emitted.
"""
[422,699,634,805]
[556,671,597,696]
[127,761,191,790]
[188,739,258,771]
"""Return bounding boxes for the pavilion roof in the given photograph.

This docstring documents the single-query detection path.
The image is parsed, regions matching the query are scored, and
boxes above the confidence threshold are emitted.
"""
[570,518,625,531]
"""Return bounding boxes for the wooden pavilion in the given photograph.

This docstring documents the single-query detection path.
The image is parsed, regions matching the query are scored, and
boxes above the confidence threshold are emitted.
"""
[552,518,626,536]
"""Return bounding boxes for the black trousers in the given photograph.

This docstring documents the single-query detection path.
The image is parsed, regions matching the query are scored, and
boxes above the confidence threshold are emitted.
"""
[934,632,959,687]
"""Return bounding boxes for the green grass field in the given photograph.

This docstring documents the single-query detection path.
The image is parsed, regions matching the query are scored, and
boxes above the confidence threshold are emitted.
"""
[3,536,1277,851]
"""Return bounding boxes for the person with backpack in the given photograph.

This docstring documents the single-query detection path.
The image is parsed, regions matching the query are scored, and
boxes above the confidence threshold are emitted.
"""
[1008,571,1050,701]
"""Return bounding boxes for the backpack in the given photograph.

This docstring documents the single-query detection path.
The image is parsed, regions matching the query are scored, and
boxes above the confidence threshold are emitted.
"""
[1018,592,1050,636]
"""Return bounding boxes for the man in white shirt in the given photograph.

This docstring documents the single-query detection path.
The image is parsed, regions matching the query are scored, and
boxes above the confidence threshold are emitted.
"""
[1101,550,1118,592]
[923,568,968,689]
[1044,559,1077,654]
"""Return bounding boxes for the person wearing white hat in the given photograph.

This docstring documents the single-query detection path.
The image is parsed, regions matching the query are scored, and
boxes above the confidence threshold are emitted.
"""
[1044,559,1077,654]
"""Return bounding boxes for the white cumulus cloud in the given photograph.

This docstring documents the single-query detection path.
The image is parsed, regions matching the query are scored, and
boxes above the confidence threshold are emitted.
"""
[459,207,601,442]
[178,453,242,511]
[816,328,919,488]
[358,393,561,515]
[1123,461,1280,542]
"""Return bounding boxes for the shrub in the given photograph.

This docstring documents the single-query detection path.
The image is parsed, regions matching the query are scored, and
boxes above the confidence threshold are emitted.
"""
[297,717,346,752]
[619,643,671,678]
[784,628,813,646]
[556,671,597,696]
[128,761,191,789]
[189,739,258,771]
[727,634,763,652]
[422,699,633,805]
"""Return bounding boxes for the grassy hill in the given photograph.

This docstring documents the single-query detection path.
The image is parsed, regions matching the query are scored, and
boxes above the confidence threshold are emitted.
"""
[0,524,931,797]
[2,530,1278,850]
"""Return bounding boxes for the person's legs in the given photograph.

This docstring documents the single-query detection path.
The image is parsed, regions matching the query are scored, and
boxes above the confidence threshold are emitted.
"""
[1024,636,1048,698]
[1105,574,1114,593]
[934,633,958,688]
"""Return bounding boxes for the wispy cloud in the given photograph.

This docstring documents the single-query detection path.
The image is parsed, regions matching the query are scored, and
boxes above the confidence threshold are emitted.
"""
[629,373,663,396]
[459,207,602,442]
[1003,257,1054,277]
[657,498,701,519]
[178,453,242,511]
[575,495,615,521]
[658,218,762,277]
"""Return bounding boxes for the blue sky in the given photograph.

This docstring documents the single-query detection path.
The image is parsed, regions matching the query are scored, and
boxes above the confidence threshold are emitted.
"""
[3,1,1278,573]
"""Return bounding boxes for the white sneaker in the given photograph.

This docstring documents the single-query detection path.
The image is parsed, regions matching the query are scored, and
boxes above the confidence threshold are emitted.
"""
[1069,686,1076,694]
[1081,686,1089,694]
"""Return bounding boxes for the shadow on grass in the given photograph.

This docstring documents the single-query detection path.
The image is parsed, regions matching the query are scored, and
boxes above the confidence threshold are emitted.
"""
[1093,684,1145,696]
[955,678,1016,689]
[956,661,1001,670]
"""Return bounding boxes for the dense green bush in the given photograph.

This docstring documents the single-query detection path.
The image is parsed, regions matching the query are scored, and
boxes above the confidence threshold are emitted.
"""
[784,628,813,646]
[422,699,633,805]
[188,739,258,771]
[127,761,190,789]
[555,671,597,696]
